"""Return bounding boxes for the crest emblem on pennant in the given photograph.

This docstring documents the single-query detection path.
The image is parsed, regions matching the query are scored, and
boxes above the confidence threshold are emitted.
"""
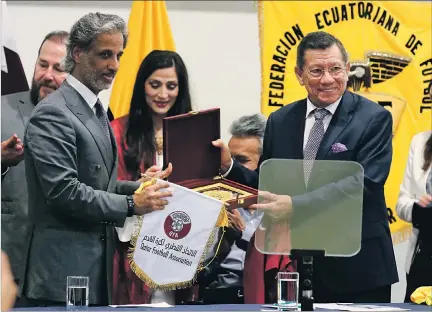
[164,211,192,240]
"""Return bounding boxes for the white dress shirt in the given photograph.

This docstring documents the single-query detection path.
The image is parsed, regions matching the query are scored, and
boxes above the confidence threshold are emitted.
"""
[66,74,99,113]
[303,97,341,148]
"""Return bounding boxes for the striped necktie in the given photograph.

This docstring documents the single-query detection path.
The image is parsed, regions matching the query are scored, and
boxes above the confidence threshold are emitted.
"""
[94,99,111,144]
[303,108,329,185]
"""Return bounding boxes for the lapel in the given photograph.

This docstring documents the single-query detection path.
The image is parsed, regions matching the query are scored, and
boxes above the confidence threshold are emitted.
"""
[109,125,118,170]
[60,81,115,174]
[16,91,35,128]
[107,125,120,190]
[316,91,358,160]
[286,100,307,160]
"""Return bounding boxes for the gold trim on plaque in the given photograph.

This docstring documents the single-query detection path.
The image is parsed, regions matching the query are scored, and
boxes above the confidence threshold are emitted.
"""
[193,182,253,197]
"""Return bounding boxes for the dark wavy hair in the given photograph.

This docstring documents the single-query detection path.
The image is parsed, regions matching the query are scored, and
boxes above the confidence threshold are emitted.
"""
[123,50,192,179]
[423,133,432,171]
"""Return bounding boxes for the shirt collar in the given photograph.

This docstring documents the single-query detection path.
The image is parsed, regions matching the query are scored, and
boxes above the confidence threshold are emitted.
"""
[66,74,98,110]
[305,96,342,119]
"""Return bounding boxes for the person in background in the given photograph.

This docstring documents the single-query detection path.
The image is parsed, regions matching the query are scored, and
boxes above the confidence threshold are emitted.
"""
[1,30,68,307]
[23,13,171,306]
[396,83,432,302]
[198,114,266,304]
[2,251,18,311]
[229,113,293,304]
[111,50,248,305]
[213,31,398,303]
[228,114,267,171]
[111,50,191,305]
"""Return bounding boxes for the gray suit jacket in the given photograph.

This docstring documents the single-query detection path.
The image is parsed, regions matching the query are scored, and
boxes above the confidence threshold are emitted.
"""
[23,81,140,305]
[1,91,34,295]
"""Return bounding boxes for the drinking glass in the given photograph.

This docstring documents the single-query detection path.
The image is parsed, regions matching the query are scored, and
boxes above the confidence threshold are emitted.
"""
[277,272,299,311]
[66,276,89,311]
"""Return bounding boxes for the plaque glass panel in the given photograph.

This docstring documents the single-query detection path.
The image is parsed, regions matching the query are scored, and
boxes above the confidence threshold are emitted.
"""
[254,159,364,257]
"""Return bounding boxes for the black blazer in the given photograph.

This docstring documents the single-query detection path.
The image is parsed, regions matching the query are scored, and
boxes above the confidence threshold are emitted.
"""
[228,91,399,293]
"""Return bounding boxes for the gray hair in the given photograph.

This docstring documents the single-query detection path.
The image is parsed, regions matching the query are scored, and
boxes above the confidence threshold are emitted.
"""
[38,30,69,56]
[229,114,267,153]
[64,12,128,73]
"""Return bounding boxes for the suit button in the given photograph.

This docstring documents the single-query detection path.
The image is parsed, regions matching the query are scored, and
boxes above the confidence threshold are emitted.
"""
[96,165,101,172]
[100,235,106,241]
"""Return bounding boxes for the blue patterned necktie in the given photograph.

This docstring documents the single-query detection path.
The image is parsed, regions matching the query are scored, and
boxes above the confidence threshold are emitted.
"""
[303,108,330,185]
[94,99,111,144]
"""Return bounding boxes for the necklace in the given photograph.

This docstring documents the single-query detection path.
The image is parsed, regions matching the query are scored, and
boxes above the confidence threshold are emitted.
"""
[155,137,163,155]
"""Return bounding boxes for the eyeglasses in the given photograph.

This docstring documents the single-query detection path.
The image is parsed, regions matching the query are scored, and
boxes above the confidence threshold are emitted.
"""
[305,66,347,78]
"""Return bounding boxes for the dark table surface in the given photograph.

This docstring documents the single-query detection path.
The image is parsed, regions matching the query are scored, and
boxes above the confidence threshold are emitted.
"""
[11,303,431,311]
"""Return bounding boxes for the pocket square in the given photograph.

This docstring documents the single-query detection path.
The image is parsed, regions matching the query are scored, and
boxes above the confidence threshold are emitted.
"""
[331,143,348,153]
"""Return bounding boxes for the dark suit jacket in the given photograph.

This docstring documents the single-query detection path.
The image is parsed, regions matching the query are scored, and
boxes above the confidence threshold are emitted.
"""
[229,91,399,294]
[1,91,34,295]
[23,81,140,305]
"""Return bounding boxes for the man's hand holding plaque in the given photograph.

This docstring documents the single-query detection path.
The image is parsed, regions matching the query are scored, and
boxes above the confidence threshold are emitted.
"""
[212,139,232,174]
[251,191,292,222]
[227,209,246,232]
[138,163,173,183]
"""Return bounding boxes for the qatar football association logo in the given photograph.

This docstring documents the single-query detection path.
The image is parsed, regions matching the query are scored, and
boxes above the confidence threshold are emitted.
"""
[164,211,192,240]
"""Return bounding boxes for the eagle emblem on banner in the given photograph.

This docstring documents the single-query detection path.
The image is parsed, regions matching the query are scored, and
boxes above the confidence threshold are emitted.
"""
[348,52,412,135]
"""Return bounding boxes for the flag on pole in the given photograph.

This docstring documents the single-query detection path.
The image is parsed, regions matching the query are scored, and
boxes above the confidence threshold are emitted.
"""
[108,0,176,120]
[1,1,29,96]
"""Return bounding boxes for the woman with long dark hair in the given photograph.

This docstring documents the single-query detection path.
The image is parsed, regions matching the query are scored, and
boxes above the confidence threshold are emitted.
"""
[396,85,432,302]
[111,50,193,305]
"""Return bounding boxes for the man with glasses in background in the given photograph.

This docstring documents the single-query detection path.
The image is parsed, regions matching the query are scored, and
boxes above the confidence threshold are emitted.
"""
[214,31,398,303]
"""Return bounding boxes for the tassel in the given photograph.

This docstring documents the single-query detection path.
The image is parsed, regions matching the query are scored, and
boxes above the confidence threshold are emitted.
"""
[127,180,229,290]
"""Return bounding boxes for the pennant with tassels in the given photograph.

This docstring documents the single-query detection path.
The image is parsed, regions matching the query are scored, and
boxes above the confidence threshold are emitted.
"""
[128,179,229,290]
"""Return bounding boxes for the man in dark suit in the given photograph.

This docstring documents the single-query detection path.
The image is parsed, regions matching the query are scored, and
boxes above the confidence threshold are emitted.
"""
[1,30,69,303]
[213,31,398,303]
[23,13,173,306]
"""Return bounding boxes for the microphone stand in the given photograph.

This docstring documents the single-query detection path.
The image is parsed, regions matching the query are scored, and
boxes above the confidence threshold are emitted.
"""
[291,249,325,311]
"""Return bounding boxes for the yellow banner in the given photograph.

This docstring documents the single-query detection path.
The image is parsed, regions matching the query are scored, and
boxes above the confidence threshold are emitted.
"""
[259,0,432,243]
[109,0,176,119]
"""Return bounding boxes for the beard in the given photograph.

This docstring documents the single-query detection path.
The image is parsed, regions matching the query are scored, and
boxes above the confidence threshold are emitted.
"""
[81,57,114,94]
[30,79,39,106]
[30,77,58,105]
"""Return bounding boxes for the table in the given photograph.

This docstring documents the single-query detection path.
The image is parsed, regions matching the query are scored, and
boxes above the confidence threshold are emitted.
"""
[11,303,431,311]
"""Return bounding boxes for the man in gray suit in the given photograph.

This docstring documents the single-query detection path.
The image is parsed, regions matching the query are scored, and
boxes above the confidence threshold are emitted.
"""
[23,13,172,306]
[1,30,69,302]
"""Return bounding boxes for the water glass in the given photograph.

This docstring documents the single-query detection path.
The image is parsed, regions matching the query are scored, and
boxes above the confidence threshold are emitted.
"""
[277,272,299,310]
[66,276,89,311]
